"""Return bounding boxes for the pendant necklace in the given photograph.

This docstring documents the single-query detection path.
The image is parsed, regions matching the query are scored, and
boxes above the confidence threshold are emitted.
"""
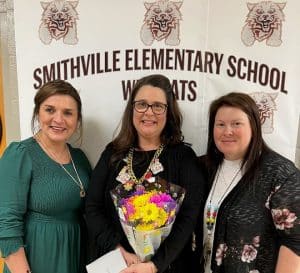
[204,162,241,265]
[35,135,86,198]
[119,144,164,184]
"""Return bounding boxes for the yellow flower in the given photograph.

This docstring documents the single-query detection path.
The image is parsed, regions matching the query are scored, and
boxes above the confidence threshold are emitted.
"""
[124,181,134,191]
[156,208,168,227]
[143,246,152,254]
[136,222,155,231]
[139,203,160,223]
[132,193,152,208]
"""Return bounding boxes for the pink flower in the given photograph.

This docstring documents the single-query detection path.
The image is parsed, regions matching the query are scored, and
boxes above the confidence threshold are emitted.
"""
[150,193,172,203]
[271,208,297,230]
[252,235,260,247]
[121,201,135,220]
[215,243,227,266]
[241,244,257,263]
[265,185,281,209]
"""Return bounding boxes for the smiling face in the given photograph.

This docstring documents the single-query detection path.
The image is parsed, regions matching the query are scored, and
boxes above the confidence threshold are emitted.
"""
[214,106,252,160]
[38,94,79,145]
[133,85,167,148]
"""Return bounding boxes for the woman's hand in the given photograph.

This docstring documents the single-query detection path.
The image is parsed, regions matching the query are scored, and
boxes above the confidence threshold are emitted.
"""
[120,261,158,273]
[4,247,31,273]
[118,245,141,267]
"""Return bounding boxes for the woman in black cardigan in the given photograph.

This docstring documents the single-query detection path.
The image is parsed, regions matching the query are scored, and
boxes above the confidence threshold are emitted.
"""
[193,92,300,273]
[85,74,205,273]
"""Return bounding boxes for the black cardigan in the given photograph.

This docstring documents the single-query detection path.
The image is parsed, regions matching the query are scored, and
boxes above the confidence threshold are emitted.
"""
[85,142,206,273]
[193,150,300,273]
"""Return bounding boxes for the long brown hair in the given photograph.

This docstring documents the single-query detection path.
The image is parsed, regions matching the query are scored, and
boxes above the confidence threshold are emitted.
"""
[111,74,183,163]
[31,80,83,140]
[206,92,271,183]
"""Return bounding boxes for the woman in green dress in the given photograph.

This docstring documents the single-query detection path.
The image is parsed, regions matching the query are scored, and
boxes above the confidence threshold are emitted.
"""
[0,80,91,273]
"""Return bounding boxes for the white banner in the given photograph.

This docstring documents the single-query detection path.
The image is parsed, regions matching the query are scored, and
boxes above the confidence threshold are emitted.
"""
[13,0,300,165]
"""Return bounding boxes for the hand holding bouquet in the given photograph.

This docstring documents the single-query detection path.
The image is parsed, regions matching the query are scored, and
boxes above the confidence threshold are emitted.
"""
[111,176,185,261]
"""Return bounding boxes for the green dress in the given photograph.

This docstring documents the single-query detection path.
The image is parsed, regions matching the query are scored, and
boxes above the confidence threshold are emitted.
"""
[0,137,91,273]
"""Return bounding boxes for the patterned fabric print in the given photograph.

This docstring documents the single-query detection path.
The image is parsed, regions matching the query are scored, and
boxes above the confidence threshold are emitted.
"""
[271,208,297,230]
[215,236,260,272]
[210,151,300,273]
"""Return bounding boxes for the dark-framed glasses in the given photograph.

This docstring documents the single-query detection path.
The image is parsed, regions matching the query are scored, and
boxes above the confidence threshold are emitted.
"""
[133,100,168,115]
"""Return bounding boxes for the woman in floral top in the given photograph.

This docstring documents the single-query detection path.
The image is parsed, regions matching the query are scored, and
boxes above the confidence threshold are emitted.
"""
[193,92,300,273]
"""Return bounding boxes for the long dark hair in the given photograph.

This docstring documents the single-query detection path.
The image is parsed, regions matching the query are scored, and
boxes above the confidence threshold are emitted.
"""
[206,92,271,184]
[111,74,183,163]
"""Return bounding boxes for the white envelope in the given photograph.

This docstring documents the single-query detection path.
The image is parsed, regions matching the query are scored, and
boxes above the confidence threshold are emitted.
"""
[86,248,127,273]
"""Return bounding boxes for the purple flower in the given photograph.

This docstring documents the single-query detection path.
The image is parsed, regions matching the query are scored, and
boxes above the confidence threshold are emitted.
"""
[164,201,177,211]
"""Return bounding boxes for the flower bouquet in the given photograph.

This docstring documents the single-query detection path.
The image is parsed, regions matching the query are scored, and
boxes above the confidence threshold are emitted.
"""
[110,176,185,261]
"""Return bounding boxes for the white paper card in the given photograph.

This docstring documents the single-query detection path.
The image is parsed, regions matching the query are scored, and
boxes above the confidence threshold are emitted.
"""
[86,248,127,273]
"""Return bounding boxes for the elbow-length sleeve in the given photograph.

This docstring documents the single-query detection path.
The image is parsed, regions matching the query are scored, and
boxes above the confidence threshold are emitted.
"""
[85,146,123,259]
[269,159,300,256]
[152,144,206,272]
[0,142,32,257]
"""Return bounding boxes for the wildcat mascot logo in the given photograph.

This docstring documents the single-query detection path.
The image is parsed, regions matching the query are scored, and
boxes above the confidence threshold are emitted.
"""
[241,1,286,47]
[39,0,79,45]
[250,92,278,134]
[140,0,183,46]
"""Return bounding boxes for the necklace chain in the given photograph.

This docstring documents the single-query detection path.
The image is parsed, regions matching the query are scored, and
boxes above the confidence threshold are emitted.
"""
[35,134,86,198]
[127,144,164,184]
[208,163,241,210]
[204,162,241,267]
[206,164,241,231]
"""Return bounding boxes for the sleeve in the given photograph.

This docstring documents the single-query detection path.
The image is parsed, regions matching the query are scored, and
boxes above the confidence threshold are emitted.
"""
[0,142,32,257]
[151,145,206,272]
[269,162,300,256]
[85,146,123,259]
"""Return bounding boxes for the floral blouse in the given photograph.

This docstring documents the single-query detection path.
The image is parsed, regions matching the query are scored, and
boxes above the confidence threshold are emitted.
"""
[196,151,300,273]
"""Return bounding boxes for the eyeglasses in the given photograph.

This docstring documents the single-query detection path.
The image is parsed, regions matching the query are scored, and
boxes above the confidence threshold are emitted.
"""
[133,100,168,115]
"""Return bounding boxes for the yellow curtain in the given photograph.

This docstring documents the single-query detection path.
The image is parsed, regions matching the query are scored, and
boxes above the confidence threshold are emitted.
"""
[0,56,5,271]
[0,55,6,156]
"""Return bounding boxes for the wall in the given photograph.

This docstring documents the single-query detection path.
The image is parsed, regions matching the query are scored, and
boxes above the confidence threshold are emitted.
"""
[0,0,18,270]
[0,0,20,147]
[0,56,5,155]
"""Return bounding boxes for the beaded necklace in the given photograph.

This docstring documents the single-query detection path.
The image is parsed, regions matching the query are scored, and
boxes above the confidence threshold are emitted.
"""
[204,162,241,265]
[116,144,164,184]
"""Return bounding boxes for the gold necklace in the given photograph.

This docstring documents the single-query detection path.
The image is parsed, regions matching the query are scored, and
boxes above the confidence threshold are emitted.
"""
[35,135,86,198]
[127,144,164,184]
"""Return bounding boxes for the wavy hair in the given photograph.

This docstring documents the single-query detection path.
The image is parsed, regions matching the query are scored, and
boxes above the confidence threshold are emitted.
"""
[111,74,183,163]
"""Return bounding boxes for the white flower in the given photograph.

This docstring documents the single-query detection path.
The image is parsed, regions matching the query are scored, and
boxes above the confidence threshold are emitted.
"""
[241,244,257,263]
[215,243,227,266]
[271,208,297,230]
